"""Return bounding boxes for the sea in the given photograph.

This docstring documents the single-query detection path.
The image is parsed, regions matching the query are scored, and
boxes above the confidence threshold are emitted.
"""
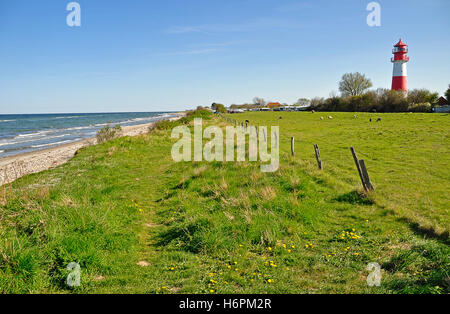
[0,112,179,158]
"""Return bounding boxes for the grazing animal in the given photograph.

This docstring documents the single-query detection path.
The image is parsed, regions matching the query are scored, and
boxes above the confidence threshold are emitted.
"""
[377,118,382,122]
[320,117,324,120]
[328,116,333,119]
[245,120,250,125]
[311,110,316,113]
[370,118,372,122]
[353,115,357,118]
[279,116,283,119]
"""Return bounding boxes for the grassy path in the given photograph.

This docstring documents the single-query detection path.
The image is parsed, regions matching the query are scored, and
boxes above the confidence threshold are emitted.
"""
[0,111,448,293]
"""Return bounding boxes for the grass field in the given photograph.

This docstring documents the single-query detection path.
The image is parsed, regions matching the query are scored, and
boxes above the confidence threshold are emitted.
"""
[0,110,448,294]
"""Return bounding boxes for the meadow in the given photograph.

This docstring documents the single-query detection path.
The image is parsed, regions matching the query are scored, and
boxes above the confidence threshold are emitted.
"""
[0,110,448,294]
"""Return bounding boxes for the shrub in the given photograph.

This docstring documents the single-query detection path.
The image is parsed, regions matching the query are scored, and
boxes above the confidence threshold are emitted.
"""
[408,102,432,113]
[96,124,122,144]
[407,89,439,105]
[375,89,409,112]
[151,108,213,131]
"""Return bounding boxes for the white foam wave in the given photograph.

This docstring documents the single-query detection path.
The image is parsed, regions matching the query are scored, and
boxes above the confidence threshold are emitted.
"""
[31,139,75,148]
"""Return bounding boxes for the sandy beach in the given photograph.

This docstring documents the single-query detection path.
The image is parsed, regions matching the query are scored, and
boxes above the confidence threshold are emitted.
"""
[0,113,185,186]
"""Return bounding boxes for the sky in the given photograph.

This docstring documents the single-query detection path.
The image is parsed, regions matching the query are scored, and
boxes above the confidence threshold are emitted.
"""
[0,0,449,114]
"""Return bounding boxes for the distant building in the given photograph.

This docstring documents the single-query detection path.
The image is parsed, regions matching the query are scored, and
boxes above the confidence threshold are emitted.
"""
[433,97,450,113]
[433,105,450,113]
[436,96,448,107]
[266,102,282,109]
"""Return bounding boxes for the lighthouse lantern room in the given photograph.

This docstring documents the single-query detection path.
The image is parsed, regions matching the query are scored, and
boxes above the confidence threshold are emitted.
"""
[391,39,409,92]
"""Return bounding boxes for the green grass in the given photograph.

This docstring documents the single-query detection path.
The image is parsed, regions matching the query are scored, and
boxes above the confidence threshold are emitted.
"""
[0,111,448,294]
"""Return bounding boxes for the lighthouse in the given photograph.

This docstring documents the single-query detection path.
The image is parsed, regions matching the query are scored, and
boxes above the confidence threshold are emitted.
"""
[391,39,409,92]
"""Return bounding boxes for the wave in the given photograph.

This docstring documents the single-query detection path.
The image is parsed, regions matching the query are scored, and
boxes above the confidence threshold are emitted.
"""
[48,116,84,120]
[17,130,53,138]
[0,133,72,147]
[31,139,77,148]
[0,120,15,122]
[0,150,4,153]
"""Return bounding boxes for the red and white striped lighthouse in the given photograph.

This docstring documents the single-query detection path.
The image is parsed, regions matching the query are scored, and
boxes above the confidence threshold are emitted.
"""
[391,39,409,92]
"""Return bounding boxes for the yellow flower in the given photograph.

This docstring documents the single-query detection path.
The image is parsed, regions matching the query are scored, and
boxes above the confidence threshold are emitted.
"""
[210,290,215,293]
[268,247,272,251]
[288,249,292,253]
[267,279,274,283]
[282,244,287,248]
[291,245,295,249]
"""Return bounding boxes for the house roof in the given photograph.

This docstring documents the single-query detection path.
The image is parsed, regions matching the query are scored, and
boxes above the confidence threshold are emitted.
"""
[437,96,449,106]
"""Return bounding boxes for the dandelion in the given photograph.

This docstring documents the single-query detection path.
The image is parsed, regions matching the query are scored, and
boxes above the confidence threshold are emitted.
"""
[267,279,274,283]
[268,247,272,251]
[291,245,295,249]
[210,290,215,293]
[288,249,292,253]
[282,244,287,248]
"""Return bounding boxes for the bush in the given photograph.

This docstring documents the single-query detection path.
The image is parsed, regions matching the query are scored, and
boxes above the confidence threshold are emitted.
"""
[407,89,439,105]
[408,102,432,113]
[96,125,122,144]
[375,89,409,112]
[152,108,213,131]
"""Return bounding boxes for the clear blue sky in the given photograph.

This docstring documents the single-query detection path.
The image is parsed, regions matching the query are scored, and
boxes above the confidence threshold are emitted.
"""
[0,0,449,114]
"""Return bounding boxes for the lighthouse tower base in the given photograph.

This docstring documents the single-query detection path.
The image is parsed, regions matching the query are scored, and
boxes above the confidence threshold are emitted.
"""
[392,61,408,92]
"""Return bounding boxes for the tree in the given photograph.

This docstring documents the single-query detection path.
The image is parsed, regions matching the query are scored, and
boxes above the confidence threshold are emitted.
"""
[407,89,438,105]
[445,84,450,102]
[253,97,266,107]
[296,98,310,106]
[211,103,226,113]
[339,72,373,96]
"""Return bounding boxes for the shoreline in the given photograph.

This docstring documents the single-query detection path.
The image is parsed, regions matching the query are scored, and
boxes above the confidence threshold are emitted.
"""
[0,112,186,186]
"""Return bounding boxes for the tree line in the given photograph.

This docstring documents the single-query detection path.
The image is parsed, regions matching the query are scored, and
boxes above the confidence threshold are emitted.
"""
[205,74,449,113]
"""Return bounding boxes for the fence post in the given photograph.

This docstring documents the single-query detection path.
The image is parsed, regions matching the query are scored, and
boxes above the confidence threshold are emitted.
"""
[359,160,374,191]
[350,147,368,191]
[291,137,295,156]
[314,144,322,170]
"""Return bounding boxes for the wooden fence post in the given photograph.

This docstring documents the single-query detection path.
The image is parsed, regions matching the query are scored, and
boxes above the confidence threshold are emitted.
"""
[291,137,295,156]
[350,147,368,191]
[359,160,374,191]
[314,144,323,169]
